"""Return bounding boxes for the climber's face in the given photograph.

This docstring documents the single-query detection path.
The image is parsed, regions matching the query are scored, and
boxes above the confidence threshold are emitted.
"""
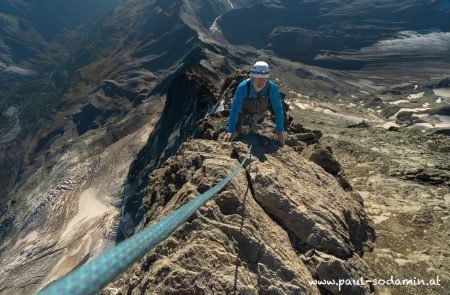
[252,77,268,92]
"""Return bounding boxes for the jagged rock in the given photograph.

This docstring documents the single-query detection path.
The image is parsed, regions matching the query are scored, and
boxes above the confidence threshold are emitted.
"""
[432,128,450,136]
[284,139,305,153]
[6,0,450,293]
[312,130,323,140]
[411,206,434,225]
[336,171,353,191]
[99,69,375,294]
[286,134,307,146]
[387,126,399,132]
[325,145,333,154]
[348,192,364,206]
[204,129,214,140]
[292,145,306,153]
[216,70,251,113]
[302,144,342,176]
[106,140,321,294]
[289,122,305,133]
[395,168,450,186]
[296,133,316,141]
[301,144,353,191]
[195,118,221,140]
[286,133,320,147]
[396,111,415,124]
[347,121,370,128]
[106,138,375,294]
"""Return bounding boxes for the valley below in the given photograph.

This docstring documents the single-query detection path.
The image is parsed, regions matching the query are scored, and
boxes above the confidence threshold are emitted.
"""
[1,0,449,294]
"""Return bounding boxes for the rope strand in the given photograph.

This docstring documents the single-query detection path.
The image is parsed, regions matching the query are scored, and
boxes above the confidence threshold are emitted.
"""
[233,152,253,294]
[38,146,253,295]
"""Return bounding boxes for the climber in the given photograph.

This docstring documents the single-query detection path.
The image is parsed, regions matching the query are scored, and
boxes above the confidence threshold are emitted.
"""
[224,61,285,145]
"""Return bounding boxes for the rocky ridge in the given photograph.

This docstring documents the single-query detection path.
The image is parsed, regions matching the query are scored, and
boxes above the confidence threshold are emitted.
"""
[2,1,448,293]
[103,71,376,294]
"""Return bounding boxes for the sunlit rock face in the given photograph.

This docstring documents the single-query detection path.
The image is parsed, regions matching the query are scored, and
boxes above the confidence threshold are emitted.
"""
[101,70,375,293]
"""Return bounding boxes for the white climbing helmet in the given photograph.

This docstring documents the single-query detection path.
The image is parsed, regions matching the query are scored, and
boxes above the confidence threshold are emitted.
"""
[250,61,270,78]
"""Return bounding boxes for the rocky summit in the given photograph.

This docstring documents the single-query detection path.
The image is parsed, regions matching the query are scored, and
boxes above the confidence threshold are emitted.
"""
[1,1,449,294]
[100,71,375,294]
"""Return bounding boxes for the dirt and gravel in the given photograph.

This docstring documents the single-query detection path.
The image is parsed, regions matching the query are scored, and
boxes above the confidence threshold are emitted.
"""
[288,95,449,294]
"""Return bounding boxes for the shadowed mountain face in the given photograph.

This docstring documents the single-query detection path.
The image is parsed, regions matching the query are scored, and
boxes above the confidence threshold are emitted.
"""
[2,0,118,39]
[0,0,118,64]
[0,0,119,211]
[0,1,237,293]
[218,0,450,68]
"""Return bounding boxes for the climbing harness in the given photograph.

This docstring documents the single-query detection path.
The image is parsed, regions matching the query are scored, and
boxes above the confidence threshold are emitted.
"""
[38,146,253,295]
[242,79,271,142]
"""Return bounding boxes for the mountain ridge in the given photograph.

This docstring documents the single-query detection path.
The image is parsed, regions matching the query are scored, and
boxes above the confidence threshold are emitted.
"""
[1,0,449,294]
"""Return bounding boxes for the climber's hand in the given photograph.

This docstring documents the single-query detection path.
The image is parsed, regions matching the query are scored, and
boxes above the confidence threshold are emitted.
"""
[275,132,285,146]
[224,132,237,142]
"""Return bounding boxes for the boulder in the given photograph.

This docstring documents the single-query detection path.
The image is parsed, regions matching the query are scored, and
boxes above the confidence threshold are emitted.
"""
[301,144,353,191]
[289,122,305,133]
[302,144,342,176]
[347,121,370,128]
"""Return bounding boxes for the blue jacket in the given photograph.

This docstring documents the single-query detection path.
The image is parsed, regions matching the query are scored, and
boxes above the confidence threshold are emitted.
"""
[227,79,284,133]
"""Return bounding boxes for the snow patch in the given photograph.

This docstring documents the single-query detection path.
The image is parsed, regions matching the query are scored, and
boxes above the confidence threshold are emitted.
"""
[389,100,409,105]
[318,108,367,123]
[433,88,450,98]
[434,115,450,128]
[2,106,18,118]
[408,123,435,128]
[378,122,400,129]
[412,113,428,119]
[61,188,110,240]
[361,31,450,54]
[408,92,424,100]
[295,102,311,110]
[4,66,35,76]
[209,16,221,32]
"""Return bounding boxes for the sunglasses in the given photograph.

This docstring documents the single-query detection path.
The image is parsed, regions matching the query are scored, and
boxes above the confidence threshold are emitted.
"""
[251,70,270,75]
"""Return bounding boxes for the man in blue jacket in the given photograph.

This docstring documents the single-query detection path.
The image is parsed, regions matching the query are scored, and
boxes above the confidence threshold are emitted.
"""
[224,61,285,145]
